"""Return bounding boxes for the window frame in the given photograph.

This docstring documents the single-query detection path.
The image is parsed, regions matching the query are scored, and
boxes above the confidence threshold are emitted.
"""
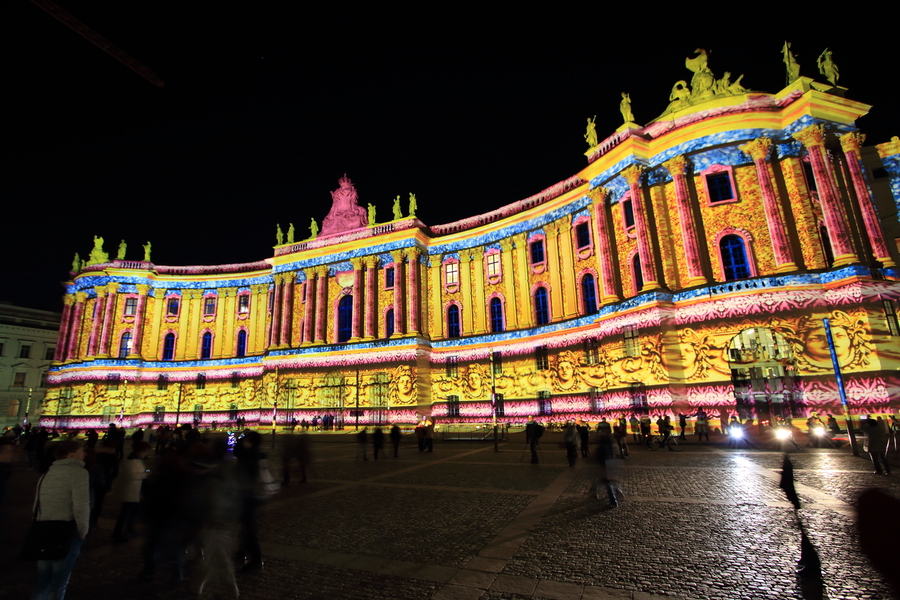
[447,304,461,339]
[489,297,504,333]
[534,286,550,325]
[201,331,213,359]
[715,229,757,281]
[535,346,549,371]
[580,272,598,315]
[385,266,395,289]
[485,250,502,284]
[123,296,138,317]
[166,295,181,318]
[118,331,133,359]
[162,332,176,361]
[236,329,248,358]
[701,164,739,206]
[444,259,460,290]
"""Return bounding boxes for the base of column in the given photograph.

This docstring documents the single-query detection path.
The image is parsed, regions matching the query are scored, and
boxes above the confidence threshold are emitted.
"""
[94,353,110,359]
[361,335,376,341]
[390,333,405,339]
[877,257,897,268]
[640,281,662,293]
[832,254,860,268]
[601,295,621,305]
[684,276,707,287]
[126,353,142,360]
[774,262,799,274]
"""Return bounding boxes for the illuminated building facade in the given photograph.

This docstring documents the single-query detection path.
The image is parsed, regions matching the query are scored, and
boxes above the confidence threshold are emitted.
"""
[43,59,900,429]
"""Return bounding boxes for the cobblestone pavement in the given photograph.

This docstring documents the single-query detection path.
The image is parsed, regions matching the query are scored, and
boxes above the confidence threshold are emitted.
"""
[1,432,897,600]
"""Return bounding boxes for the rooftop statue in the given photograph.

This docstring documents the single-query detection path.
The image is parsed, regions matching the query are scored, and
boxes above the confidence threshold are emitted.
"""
[782,41,801,83]
[320,174,368,235]
[86,235,109,266]
[817,49,839,87]
[392,195,403,220]
[664,81,691,114]
[408,193,418,218]
[71,253,81,273]
[143,241,151,263]
[658,49,750,118]
[287,223,295,244]
[276,224,284,246]
[620,93,634,123]
[367,203,376,226]
[116,240,127,260]
[309,218,319,240]
[584,116,598,148]
[685,49,716,102]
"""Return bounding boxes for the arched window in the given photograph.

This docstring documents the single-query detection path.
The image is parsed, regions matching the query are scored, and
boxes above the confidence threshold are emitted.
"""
[581,274,598,315]
[162,333,176,361]
[720,235,751,281]
[118,331,133,359]
[632,254,643,294]
[385,309,395,338]
[236,330,247,358]
[447,305,461,338]
[534,287,550,325]
[490,298,504,333]
[337,295,353,343]
[201,331,213,359]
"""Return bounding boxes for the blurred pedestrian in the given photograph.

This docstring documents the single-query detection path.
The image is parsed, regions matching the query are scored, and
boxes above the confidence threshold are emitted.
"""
[576,419,590,457]
[357,428,368,461]
[234,431,265,570]
[390,424,402,457]
[563,421,579,467]
[613,421,629,458]
[372,427,384,460]
[864,418,891,475]
[282,432,310,484]
[113,441,150,542]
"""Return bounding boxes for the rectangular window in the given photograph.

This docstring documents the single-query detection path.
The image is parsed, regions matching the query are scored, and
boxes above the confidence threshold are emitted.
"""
[584,337,599,366]
[589,387,604,414]
[624,326,639,358]
[447,394,460,418]
[630,382,648,412]
[153,406,166,424]
[124,297,138,316]
[102,406,115,421]
[494,393,505,417]
[486,253,501,277]
[576,222,591,248]
[106,374,120,391]
[538,391,552,416]
[203,297,216,316]
[13,372,26,387]
[0,342,4,357]
[884,300,900,337]
[167,297,180,316]
[157,375,169,391]
[385,267,395,288]
[44,346,55,360]
[197,374,206,390]
[491,351,503,375]
[19,344,31,359]
[238,295,250,314]
[535,346,549,371]
[445,262,459,285]
[530,240,545,265]
[622,198,635,229]
[40,371,49,388]
[706,172,734,203]
[446,355,459,378]
[231,372,240,389]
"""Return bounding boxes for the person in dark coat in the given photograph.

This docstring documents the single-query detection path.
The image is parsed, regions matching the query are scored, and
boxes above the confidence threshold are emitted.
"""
[390,424,402,457]
[372,427,384,460]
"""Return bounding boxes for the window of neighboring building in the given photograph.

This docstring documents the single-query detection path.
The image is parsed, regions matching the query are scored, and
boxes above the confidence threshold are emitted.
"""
[706,171,735,203]
[0,342,4,357]
[486,252,501,277]
[490,297,504,333]
[236,330,247,358]
[40,371,48,388]
[632,254,644,294]
[538,391,552,416]
[446,355,459,378]
[535,346,549,371]
[203,297,216,316]
[44,346,55,360]
[162,333,176,361]
[494,393,505,417]
[581,274,598,315]
[445,262,459,286]
[124,297,138,316]
[167,297,180,316]
[624,326,639,358]
[884,300,899,336]
[157,375,168,391]
[201,331,213,359]
[12,372,26,388]
[720,234,751,281]
[230,372,240,389]
[530,239,545,265]
[589,387,604,414]
[337,295,353,343]
[6,399,19,418]
[534,287,550,325]
[238,294,250,314]
[385,309,395,338]
[447,395,460,418]
[106,374,120,391]
[447,305,461,338]
[118,331,133,359]
[576,222,591,248]
[197,374,206,390]
[491,351,503,375]
[385,267,395,289]
[19,344,31,359]
[622,197,635,229]
[584,337,599,365]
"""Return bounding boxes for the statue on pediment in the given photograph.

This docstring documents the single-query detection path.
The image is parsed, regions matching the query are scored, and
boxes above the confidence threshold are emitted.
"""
[817,49,839,86]
[782,41,801,83]
[86,236,109,266]
[116,240,127,260]
[321,174,368,235]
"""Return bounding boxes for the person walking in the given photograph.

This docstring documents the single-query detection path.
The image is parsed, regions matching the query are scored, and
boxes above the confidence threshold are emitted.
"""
[233,431,265,571]
[113,441,150,542]
[563,421,579,467]
[356,428,368,461]
[372,427,384,460]
[629,415,640,443]
[30,441,90,600]
[390,424,402,457]
[696,410,709,443]
[864,417,891,475]
[576,419,590,457]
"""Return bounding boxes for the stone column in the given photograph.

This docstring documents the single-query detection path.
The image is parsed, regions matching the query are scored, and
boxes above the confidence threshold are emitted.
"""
[405,248,421,335]
[363,257,378,339]
[87,287,106,357]
[129,284,151,359]
[459,251,474,336]
[622,164,660,290]
[428,257,443,339]
[66,292,87,361]
[662,156,708,284]
[390,251,405,337]
[543,222,563,321]
[269,275,282,349]
[793,124,859,267]
[55,295,74,361]
[350,258,364,340]
[840,132,896,267]
[301,269,316,345]
[739,139,797,272]
[470,248,486,334]
[591,188,620,303]
[499,239,519,329]
[314,266,328,343]
[96,283,119,357]
[557,220,578,318]
[511,234,532,327]
[279,273,295,348]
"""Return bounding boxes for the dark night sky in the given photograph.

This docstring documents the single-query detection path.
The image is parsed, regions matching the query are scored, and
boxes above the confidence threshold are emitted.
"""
[2,3,897,312]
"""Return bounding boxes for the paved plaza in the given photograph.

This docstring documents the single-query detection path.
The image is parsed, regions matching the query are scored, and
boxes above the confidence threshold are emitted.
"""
[1,430,897,600]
